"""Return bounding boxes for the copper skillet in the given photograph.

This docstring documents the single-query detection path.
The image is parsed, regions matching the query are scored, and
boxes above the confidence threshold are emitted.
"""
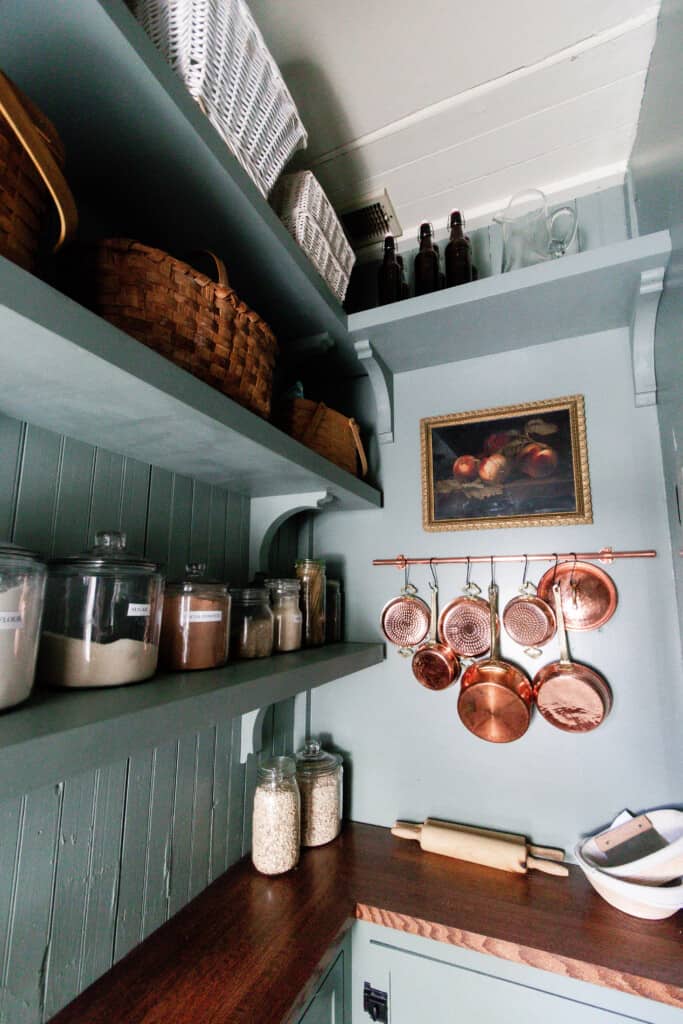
[533,582,612,732]
[457,580,532,743]
[537,557,617,631]
[438,560,493,658]
[412,578,460,691]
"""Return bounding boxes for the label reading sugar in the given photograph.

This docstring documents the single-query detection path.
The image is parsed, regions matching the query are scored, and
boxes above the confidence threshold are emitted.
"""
[184,610,223,624]
[127,603,151,618]
[0,611,22,629]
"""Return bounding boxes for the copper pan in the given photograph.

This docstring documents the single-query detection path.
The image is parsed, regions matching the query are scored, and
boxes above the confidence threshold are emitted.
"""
[381,578,430,652]
[457,582,532,743]
[537,558,617,631]
[412,582,460,691]
[439,561,493,658]
[503,558,556,653]
[533,583,612,733]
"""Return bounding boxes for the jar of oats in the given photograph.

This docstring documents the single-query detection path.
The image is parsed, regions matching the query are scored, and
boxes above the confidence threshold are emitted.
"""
[252,756,300,875]
[295,739,343,847]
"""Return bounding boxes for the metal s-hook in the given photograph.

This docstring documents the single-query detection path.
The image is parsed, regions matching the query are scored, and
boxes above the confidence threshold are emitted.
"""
[429,557,439,592]
[569,552,579,607]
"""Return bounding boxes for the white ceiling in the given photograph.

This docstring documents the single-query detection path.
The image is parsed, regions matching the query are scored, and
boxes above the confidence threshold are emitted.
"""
[250,0,660,240]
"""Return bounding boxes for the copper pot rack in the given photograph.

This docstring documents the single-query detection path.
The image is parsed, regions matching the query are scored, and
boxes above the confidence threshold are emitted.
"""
[373,547,656,568]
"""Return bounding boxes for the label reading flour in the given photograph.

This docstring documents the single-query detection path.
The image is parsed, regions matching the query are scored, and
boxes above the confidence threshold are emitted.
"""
[127,603,151,618]
[184,610,223,624]
[0,611,22,629]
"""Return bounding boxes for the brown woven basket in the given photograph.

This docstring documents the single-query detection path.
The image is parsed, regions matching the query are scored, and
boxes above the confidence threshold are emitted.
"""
[280,399,368,477]
[64,239,278,419]
[0,69,77,271]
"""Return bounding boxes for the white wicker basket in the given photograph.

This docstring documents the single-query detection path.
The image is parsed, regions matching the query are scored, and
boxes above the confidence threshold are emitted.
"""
[132,0,307,197]
[271,171,356,301]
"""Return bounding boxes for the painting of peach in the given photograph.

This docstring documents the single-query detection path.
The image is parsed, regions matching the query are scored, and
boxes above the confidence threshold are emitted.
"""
[421,395,592,532]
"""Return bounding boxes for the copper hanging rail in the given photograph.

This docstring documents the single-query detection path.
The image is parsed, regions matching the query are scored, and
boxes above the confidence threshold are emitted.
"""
[373,547,656,568]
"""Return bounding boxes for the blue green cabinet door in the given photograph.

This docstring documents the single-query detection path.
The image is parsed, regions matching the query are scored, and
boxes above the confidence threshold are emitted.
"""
[298,950,345,1024]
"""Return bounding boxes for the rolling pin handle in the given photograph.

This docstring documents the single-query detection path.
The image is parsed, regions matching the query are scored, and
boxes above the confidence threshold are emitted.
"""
[527,856,569,877]
[528,844,565,862]
[391,821,422,842]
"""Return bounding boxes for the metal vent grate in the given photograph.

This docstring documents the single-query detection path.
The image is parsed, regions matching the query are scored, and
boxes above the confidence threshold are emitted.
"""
[339,190,401,250]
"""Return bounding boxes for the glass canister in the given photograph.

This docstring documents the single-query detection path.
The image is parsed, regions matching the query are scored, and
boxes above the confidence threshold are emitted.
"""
[295,739,343,847]
[295,559,326,647]
[0,543,47,710]
[252,755,300,875]
[160,563,230,671]
[230,587,273,659]
[265,578,302,653]
[325,579,342,643]
[38,530,164,688]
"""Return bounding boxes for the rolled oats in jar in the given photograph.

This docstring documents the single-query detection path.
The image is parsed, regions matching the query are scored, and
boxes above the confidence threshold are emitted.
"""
[230,587,273,659]
[265,578,302,653]
[295,738,343,847]
[252,756,300,875]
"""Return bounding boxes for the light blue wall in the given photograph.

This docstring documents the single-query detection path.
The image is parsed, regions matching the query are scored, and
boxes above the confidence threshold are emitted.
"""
[311,328,683,850]
[628,0,683,636]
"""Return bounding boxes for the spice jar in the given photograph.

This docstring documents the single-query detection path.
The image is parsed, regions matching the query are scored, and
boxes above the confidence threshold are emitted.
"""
[325,579,342,643]
[266,578,302,653]
[0,543,47,710]
[295,739,343,847]
[38,530,164,688]
[230,587,274,659]
[160,563,230,671]
[295,559,326,647]
[252,756,300,875]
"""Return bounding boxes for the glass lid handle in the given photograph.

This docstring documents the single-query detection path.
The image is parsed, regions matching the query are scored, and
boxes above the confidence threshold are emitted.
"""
[303,739,321,757]
[186,562,207,577]
[94,530,126,551]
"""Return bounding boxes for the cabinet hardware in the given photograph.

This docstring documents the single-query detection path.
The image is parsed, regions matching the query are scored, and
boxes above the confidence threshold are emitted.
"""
[363,981,388,1022]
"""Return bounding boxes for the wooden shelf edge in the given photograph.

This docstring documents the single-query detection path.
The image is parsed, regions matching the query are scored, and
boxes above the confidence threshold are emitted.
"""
[0,643,385,802]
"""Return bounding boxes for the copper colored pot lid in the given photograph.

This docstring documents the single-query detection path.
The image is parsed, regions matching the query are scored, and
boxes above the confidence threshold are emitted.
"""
[457,680,531,743]
[533,667,612,732]
[537,561,617,631]
[439,596,493,657]
[381,594,430,647]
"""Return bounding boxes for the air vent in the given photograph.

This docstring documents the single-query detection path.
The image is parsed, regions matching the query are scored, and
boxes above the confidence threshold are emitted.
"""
[339,190,402,250]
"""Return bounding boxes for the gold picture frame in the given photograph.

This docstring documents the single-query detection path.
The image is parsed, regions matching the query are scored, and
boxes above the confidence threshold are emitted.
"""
[421,394,592,532]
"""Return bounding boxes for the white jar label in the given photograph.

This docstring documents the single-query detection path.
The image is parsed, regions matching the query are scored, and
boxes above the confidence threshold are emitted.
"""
[0,611,22,629]
[184,610,223,624]
[127,603,151,617]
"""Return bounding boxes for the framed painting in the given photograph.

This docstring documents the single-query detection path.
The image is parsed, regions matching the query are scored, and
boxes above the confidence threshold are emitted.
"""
[421,395,592,531]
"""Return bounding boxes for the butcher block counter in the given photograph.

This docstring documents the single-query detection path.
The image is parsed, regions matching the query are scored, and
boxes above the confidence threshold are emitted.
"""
[50,822,683,1023]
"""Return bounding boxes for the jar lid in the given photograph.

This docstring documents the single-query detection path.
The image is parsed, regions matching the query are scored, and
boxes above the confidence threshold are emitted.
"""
[166,562,228,594]
[256,755,296,783]
[295,738,341,777]
[326,579,341,590]
[265,578,300,593]
[49,530,161,575]
[0,541,45,567]
[295,559,325,569]
[231,587,269,603]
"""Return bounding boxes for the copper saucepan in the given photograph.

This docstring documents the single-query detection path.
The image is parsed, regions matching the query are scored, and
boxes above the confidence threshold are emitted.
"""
[439,560,493,658]
[503,557,556,655]
[412,575,460,691]
[380,570,430,653]
[533,583,612,732]
[457,581,532,743]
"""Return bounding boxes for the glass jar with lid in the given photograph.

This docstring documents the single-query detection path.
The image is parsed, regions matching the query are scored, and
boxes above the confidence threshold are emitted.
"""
[160,563,230,671]
[295,559,326,647]
[265,578,302,653]
[38,530,164,688]
[295,738,343,847]
[230,587,273,659]
[325,579,342,643]
[0,543,47,710]
[252,755,300,875]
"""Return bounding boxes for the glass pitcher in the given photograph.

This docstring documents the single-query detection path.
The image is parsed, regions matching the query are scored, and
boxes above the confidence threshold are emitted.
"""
[494,189,577,272]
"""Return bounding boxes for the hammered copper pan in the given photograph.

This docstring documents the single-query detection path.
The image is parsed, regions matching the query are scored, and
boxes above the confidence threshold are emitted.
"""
[380,583,430,650]
[503,569,556,650]
[533,583,612,733]
[439,587,493,657]
[457,582,532,743]
[412,584,460,691]
[537,560,617,631]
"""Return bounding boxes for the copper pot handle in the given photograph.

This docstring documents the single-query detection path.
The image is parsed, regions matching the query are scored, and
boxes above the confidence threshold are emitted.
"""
[488,582,500,660]
[428,583,438,644]
[553,582,571,666]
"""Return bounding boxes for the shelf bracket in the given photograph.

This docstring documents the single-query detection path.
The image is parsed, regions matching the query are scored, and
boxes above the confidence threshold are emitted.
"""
[354,338,394,444]
[249,491,333,575]
[630,265,666,407]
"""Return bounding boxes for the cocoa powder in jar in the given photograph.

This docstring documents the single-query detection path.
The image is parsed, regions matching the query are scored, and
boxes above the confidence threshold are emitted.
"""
[160,592,230,670]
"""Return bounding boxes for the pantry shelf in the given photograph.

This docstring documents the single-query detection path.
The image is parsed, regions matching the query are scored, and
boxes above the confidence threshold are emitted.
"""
[0,256,381,510]
[0,642,385,802]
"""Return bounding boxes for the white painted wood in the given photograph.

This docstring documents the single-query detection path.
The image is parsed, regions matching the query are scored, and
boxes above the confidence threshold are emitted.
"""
[354,340,394,445]
[630,266,666,406]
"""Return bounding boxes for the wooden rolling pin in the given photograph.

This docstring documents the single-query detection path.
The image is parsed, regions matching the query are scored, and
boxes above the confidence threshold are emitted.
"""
[391,818,568,877]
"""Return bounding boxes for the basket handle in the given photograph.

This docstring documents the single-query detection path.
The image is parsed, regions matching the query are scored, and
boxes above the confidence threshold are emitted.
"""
[0,70,78,252]
[197,249,230,288]
[301,402,328,446]
[348,418,368,477]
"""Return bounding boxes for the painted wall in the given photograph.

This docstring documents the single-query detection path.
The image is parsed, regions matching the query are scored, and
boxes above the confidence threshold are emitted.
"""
[628,0,683,635]
[0,412,294,1023]
[310,328,683,849]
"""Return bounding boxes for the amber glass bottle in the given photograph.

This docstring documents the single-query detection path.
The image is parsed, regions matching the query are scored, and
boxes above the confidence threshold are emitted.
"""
[414,222,441,296]
[377,235,403,305]
[445,210,473,287]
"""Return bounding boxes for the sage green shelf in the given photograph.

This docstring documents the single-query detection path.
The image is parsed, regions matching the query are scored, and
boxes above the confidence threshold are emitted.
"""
[0,643,385,802]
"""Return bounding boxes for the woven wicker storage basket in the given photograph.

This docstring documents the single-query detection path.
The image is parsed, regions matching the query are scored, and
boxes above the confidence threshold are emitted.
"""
[271,171,355,302]
[65,239,278,419]
[0,69,77,272]
[131,0,307,197]
[280,399,368,478]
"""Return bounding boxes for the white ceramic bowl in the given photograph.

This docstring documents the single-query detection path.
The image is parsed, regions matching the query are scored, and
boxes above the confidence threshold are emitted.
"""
[574,841,683,919]
[579,809,683,884]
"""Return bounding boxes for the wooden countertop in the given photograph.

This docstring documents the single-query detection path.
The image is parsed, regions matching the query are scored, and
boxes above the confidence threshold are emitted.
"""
[50,822,683,1023]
